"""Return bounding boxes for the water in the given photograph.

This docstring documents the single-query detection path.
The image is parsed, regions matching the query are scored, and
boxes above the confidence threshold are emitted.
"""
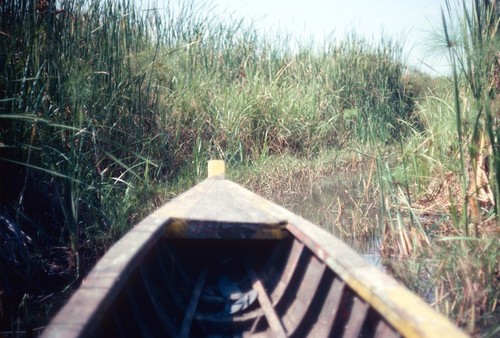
[272,165,384,268]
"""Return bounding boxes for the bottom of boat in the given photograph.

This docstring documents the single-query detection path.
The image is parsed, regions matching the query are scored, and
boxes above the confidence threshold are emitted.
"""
[91,236,398,338]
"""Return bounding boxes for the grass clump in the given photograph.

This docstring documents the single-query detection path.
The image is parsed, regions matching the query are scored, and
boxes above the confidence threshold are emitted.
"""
[376,1,500,333]
[0,0,169,331]
[150,14,419,175]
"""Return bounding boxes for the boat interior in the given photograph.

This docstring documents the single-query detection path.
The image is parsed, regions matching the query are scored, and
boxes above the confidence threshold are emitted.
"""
[91,224,399,338]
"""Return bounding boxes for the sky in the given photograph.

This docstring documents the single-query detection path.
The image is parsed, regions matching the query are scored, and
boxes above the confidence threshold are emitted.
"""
[204,0,451,75]
[138,0,453,75]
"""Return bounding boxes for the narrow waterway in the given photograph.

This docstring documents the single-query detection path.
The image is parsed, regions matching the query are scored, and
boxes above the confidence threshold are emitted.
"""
[271,164,383,268]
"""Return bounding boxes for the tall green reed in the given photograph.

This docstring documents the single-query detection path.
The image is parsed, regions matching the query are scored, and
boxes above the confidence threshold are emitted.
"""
[375,2,500,332]
[0,0,169,306]
[158,26,418,179]
[442,0,500,228]
[322,35,417,142]
[437,0,500,331]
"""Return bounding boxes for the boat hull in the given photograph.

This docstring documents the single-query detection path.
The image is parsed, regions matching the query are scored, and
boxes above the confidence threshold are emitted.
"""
[42,178,468,337]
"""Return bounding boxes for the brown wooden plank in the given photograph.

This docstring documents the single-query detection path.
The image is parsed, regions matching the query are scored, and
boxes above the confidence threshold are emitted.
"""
[269,239,304,305]
[158,179,286,225]
[374,320,401,338]
[308,278,346,337]
[124,285,154,337]
[112,307,128,338]
[139,265,179,337]
[245,261,287,338]
[164,219,289,239]
[179,264,209,338]
[243,328,278,338]
[342,297,369,338]
[284,221,469,338]
[43,288,114,334]
[282,254,326,334]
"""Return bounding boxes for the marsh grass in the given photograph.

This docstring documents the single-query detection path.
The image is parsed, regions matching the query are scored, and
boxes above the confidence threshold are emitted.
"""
[377,1,500,333]
[0,0,171,331]
[432,1,500,331]
[157,26,418,177]
[378,83,500,333]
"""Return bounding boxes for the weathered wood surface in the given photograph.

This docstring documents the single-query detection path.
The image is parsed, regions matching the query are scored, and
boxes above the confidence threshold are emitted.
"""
[42,177,468,338]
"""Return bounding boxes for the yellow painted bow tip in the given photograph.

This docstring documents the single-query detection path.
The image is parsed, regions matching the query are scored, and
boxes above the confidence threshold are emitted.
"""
[208,160,225,179]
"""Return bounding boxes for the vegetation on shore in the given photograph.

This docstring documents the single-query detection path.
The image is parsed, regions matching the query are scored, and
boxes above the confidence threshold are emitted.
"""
[1,0,499,336]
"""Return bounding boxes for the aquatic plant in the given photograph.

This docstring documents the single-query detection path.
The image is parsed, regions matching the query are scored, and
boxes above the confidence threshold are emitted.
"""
[377,0,500,333]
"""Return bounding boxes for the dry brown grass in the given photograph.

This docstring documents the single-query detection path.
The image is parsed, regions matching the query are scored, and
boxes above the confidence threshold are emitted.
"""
[379,157,500,334]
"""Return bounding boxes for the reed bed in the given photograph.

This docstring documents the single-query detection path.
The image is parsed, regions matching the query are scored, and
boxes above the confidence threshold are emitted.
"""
[376,1,500,334]
[158,28,415,175]
[0,0,170,331]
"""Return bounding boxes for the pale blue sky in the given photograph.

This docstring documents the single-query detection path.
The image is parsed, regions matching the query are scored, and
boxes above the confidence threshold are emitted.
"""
[206,0,450,75]
[138,0,451,75]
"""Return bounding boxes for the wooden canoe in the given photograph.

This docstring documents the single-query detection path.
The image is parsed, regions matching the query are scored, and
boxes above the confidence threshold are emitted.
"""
[42,162,468,338]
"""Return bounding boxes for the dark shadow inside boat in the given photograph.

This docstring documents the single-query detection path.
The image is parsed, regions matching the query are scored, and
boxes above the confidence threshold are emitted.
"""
[91,226,400,337]
[158,238,290,337]
[92,236,289,337]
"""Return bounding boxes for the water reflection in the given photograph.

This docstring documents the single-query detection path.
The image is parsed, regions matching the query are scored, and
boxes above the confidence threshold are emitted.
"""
[275,166,383,268]
[346,236,383,268]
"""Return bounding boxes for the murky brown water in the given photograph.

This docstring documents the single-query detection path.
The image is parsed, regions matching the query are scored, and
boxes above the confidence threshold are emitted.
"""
[272,165,383,267]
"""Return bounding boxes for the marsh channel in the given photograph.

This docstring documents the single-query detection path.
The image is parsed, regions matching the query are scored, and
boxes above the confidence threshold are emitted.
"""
[260,162,384,268]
